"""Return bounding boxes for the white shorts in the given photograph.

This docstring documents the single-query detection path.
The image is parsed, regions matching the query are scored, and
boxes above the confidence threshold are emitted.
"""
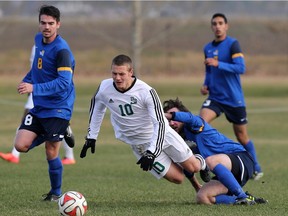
[131,128,193,179]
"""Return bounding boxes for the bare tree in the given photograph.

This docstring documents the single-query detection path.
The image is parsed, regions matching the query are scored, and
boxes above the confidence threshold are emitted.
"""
[132,1,142,76]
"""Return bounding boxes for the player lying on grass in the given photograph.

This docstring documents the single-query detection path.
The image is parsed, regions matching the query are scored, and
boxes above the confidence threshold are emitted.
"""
[80,54,209,193]
[163,98,267,205]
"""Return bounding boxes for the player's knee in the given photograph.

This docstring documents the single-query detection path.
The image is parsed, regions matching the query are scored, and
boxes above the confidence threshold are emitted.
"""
[14,143,29,152]
[205,156,215,169]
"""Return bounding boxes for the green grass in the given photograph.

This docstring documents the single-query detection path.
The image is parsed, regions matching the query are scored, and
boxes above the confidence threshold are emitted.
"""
[0,76,288,216]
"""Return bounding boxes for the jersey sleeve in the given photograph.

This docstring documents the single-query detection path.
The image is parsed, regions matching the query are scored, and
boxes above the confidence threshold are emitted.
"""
[174,112,204,133]
[87,84,107,140]
[146,88,166,157]
[217,40,246,74]
[22,69,32,83]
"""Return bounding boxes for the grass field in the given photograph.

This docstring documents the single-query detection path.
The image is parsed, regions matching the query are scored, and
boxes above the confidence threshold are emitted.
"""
[0,76,288,216]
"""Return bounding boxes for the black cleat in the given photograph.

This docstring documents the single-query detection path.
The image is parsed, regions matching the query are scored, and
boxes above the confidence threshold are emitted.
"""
[245,191,268,204]
[234,196,256,205]
[64,125,75,148]
[42,192,61,202]
[200,165,211,182]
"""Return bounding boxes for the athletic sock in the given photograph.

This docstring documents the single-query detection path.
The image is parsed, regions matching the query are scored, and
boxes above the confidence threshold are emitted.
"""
[48,157,63,196]
[215,194,236,204]
[243,140,262,172]
[62,139,74,159]
[212,164,246,199]
[11,147,20,157]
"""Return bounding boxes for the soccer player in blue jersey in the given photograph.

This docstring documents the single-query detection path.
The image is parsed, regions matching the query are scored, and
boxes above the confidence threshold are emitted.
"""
[199,13,263,180]
[14,5,75,201]
[163,98,267,205]
[0,45,76,165]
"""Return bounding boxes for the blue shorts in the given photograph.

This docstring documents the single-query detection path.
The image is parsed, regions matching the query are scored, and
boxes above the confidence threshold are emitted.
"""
[212,151,254,187]
[201,99,248,125]
[19,113,69,142]
[227,151,254,186]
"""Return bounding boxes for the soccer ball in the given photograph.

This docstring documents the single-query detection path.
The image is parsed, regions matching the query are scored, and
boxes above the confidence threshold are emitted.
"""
[58,191,88,216]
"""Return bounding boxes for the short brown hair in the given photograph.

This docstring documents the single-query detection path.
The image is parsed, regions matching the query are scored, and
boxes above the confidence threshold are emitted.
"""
[163,97,189,113]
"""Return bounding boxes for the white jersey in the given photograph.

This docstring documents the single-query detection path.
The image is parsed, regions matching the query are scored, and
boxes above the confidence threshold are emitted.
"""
[24,45,36,110]
[87,77,168,157]
[24,93,34,109]
[30,45,36,68]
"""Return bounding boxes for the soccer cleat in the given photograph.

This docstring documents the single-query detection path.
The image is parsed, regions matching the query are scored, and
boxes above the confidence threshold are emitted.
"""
[252,171,264,180]
[0,152,19,164]
[200,165,211,182]
[245,191,268,204]
[64,125,75,148]
[61,157,76,165]
[42,193,61,202]
[234,195,256,205]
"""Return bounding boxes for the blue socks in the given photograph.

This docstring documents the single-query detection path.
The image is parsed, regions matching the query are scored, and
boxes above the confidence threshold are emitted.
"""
[244,140,262,172]
[215,194,236,204]
[212,164,246,199]
[48,157,63,196]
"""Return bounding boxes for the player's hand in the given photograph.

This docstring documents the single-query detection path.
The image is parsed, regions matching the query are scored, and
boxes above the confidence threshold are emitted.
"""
[80,138,96,158]
[164,112,173,120]
[136,150,155,171]
[200,85,209,95]
[18,82,33,94]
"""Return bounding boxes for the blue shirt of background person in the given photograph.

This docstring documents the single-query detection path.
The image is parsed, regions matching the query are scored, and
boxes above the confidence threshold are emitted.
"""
[203,36,246,107]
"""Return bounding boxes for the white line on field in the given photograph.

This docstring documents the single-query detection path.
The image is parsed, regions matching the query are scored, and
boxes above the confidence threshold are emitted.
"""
[1,99,288,114]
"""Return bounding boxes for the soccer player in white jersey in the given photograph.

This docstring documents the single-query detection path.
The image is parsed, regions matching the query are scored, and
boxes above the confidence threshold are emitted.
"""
[80,54,207,192]
[0,45,76,165]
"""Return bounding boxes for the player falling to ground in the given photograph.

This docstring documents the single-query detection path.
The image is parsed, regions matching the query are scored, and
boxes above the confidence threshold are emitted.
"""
[0,46,75,165]
[80,54,209,193]
[164,98,267,205]
[14,5,76,202]
[199,13,263,180]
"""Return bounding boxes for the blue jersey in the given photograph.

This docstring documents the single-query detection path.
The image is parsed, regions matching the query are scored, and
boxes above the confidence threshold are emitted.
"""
[173,111,246,159]
[23,33,75,120]
[203,36,246,107]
